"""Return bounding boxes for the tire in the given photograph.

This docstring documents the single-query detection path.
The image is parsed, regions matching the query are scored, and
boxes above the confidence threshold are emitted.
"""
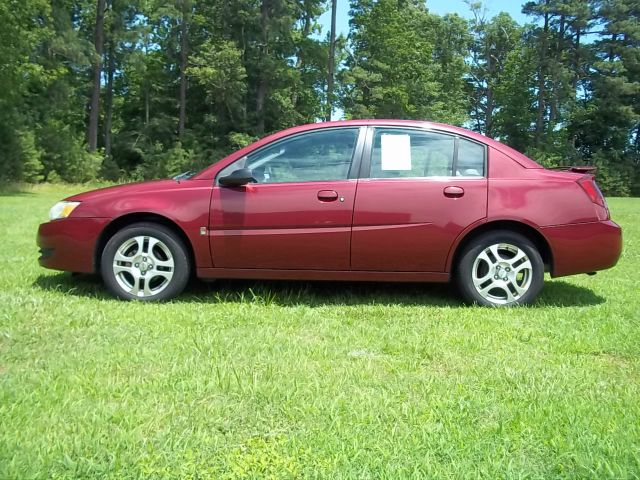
[455,230,544,307]
[100,222,190,301]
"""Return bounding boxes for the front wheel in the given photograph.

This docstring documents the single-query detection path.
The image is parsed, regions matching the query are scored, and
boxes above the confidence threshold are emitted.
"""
[455,231,544,306]
[101,223,190,301]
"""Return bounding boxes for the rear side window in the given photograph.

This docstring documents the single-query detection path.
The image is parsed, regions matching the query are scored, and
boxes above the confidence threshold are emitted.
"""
[456,138,485,176]
[370,128,455,178]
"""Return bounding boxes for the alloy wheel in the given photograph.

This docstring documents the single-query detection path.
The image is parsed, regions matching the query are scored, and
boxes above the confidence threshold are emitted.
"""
[471,242,533,305]
[112,235,175,298]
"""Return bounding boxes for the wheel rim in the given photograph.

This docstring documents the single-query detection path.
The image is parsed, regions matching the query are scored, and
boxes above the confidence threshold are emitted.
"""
[471,243,533,305]
[112,235,175,298]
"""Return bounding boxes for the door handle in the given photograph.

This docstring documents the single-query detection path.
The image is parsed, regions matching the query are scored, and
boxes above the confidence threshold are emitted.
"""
[443,186,464,198]
[317,190,339,202]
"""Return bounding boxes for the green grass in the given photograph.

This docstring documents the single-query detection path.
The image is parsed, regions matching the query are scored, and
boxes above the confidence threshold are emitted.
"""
[1,185,639,479]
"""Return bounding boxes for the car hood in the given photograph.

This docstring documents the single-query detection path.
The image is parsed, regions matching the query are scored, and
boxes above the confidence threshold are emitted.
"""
[66,180,183,202]
[62,178,214,220]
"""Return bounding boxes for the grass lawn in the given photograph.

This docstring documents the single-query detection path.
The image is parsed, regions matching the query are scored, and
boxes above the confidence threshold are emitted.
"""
[0,184,639,479]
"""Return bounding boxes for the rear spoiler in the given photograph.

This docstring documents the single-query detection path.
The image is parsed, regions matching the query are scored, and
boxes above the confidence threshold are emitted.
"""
[548,165,597,174]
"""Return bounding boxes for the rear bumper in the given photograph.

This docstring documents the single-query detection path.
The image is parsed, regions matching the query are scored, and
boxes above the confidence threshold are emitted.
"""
[541,220,622,277]
[37,217,110,273]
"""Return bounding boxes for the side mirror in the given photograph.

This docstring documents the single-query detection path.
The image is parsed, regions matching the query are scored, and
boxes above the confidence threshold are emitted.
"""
[218,168,257,187]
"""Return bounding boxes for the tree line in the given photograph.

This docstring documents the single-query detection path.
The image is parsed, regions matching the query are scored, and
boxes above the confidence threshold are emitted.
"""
[1,0,638,195]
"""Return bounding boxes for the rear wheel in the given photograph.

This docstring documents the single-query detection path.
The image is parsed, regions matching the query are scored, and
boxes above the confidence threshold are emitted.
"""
[455,231,544,306]
[101,222,190,301]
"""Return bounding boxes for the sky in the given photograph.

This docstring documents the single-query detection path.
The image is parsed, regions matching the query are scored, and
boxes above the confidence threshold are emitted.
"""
[318,0,530,38]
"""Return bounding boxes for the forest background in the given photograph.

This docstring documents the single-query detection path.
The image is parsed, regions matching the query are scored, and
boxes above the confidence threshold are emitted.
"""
[1,0,638,195]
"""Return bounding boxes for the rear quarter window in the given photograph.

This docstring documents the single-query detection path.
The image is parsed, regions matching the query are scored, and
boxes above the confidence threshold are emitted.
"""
[456,138,485,177]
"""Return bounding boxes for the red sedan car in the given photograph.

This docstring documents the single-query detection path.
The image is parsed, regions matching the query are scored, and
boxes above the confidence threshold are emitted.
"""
[37,120,622,306]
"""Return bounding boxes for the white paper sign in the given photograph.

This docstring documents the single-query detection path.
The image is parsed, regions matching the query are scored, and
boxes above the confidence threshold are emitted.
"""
[381,134,412,170]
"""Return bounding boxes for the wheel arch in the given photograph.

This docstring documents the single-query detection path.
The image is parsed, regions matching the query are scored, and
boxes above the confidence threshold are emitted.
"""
[94,212,196,274]
[447,220,554,275]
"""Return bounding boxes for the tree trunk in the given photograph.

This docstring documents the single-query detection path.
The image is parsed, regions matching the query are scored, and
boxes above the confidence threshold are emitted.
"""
[240,25,247,124]
[609,33,617,61]
[326,0,337,122]
[549,81,558,127]
[256,0,270,135]
[178,0,190,141]
[485,89,494,137]
[534,5,549,146]
[104,1,116,158]
[145,85,150,126]
[484,29,494,137]
[548,14,564,127]
[573,26,581,90]
[87,0,106,152]
[291,9,312,108]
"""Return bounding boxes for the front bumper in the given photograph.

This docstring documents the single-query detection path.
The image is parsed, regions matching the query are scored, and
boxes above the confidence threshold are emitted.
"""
[37,217,110,273]
[541,220,622,277]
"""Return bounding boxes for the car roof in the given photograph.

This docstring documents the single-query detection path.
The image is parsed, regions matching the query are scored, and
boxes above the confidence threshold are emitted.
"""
[193,119,541,180]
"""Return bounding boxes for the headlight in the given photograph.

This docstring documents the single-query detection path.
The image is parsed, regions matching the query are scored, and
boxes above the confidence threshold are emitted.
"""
[49,201,81,221]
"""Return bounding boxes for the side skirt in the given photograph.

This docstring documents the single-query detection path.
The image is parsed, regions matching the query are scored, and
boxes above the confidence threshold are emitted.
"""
[196,268,450,283]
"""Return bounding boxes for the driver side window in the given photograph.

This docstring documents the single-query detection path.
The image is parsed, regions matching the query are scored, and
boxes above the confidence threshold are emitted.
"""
[218,128,359,184]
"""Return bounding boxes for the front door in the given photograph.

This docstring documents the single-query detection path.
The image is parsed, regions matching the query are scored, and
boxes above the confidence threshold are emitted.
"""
[351,127,488,272]
[210,127,363,270]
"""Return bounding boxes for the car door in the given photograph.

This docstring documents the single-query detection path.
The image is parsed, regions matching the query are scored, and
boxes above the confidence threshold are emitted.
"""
[351,127,488,272]
[210,127,365,270]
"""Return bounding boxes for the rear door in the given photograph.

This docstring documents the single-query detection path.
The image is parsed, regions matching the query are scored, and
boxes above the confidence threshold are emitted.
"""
[210,127,365,270]
[351,127,488,272]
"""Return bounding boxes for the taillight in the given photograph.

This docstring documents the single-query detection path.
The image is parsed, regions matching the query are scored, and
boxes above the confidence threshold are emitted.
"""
[577,176,606,208]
